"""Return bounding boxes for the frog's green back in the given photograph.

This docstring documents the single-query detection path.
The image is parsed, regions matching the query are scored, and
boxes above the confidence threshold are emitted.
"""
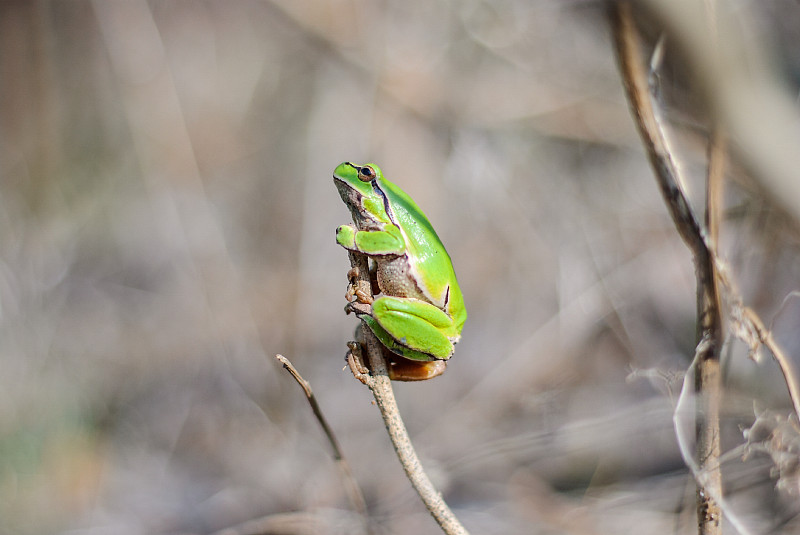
[377,174,464,322]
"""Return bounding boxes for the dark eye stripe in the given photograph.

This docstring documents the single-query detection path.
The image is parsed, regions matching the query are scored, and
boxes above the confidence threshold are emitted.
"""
[372,182,397,224]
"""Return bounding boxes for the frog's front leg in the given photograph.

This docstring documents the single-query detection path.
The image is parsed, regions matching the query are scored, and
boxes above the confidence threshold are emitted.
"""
[369,296,458,360]
[336,223,405,256]
[338,223,404,307]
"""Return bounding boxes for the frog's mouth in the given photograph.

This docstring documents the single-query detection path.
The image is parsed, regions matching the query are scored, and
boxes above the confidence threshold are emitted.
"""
[333,175,368,223]
[333,175,359,202]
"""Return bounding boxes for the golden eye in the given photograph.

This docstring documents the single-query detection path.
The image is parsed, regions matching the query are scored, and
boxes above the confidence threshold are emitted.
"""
[358,166,375,182]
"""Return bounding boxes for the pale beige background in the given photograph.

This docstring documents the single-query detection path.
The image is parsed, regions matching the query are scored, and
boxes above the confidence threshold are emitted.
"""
[2,2,800,534]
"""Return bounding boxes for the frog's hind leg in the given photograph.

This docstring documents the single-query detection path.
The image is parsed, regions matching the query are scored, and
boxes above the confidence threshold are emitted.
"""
[370,296,455,359]
[358,314,434,362]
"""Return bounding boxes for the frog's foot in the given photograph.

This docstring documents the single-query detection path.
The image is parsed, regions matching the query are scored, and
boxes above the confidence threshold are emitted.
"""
[353,288,374,304]
[345,341,371,385]
[344,266,375,305]
[344,267,359,301]
[344,300,373,316]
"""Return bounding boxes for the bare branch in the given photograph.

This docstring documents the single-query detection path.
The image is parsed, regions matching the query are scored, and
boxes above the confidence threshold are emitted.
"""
[610,3,723,533]
[274,354,370,529]
[693,126,726,535]
[345,251,470,535]
[640,0,800,228]
[610,3,704,257]
[713,264,800,423]
[741,307,800,422]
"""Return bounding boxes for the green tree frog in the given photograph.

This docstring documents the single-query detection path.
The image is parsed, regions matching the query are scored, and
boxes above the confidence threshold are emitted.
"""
[334,162,467,381]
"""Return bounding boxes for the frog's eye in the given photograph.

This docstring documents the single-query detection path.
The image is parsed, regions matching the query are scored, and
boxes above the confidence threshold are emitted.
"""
[358,166,376,182]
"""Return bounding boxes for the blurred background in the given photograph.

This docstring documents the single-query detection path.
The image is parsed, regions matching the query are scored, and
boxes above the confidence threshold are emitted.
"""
[3,1,800,534]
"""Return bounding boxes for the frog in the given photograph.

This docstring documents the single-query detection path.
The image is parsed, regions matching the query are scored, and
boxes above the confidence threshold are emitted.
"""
[334,161,466,381]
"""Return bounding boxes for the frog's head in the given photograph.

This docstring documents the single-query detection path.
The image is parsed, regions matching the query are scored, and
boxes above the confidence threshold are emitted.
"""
[333,162,390,225]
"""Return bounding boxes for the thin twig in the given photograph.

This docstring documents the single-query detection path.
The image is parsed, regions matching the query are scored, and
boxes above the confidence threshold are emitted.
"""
[740,306,800,421]
[639,0,800,227]
[345,251,470,535]
[762,291,800,420]
[705,130,725,249]
[693,126,724,535]
[274,354,370,529]
[610,4,704,257]
[712,252,800,421]
[610,3,723,533]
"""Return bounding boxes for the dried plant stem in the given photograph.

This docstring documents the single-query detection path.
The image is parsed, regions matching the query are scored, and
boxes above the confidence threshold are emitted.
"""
[740,306,800,420]
[694,127,724,535]
[610,3,722,533]
[345,251,469,535]
[274,354,370,529]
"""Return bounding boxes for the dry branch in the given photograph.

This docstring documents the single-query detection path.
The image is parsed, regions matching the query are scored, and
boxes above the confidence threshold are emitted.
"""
[639,0,800,227]
[610,3,723,533]
[734,300,800,421]
[345,251,470,535]
[274,354,369,527]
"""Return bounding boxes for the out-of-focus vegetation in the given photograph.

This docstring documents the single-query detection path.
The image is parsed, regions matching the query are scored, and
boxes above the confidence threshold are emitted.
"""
[3,1,800,534]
